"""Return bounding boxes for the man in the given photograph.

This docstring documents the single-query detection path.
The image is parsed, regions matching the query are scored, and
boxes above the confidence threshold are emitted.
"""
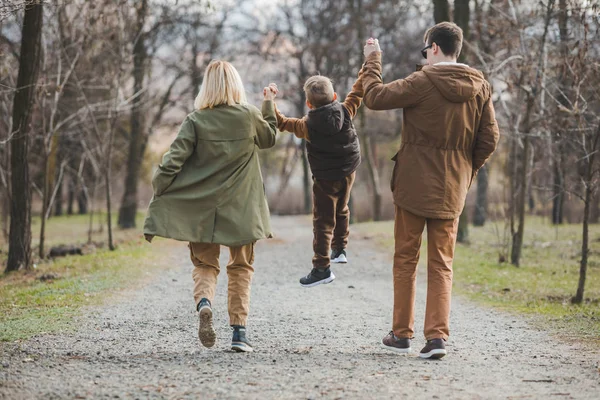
[362,22,499,359]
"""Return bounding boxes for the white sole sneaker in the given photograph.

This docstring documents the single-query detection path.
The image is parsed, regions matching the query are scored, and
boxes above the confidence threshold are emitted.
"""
[198,306,216,348]
[419,348,447,359]
[381,343,411,354]
[231,342,254,353]
[331,254,348,263]
[300,271,336,288]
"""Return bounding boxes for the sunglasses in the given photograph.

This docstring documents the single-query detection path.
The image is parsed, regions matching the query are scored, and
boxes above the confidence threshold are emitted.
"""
[421,44,432,59]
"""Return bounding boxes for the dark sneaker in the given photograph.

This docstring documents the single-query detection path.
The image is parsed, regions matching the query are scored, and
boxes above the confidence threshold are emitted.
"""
[197,298,216,348]
[419,338,447,359]
[231,326,253,353]
[299,267,335,287]
[381,331,411,354]
[331,249,348,264]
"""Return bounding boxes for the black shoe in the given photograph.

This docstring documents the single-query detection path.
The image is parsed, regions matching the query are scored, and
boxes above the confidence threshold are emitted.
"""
[419,338,447,359]
[381,331,411,354]
[299,267,335,287]
[197,298,216,348]
[331,248,348,263]
[231,326,253,353]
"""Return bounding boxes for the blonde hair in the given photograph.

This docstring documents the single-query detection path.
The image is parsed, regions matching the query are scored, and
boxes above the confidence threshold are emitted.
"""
[303,75,335,108]
[194,60,247,110]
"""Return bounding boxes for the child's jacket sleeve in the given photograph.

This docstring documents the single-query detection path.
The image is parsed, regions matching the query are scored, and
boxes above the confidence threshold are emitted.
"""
[342,69,364,119]
[274,104,310,141]
[152,117,195,197]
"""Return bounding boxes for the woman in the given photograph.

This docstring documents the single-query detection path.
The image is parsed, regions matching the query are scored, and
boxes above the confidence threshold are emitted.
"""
[144,60,278,353]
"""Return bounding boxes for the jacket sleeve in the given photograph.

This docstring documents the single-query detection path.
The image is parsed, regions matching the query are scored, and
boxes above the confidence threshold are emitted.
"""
[472,93,500,172]
[152,117,196,197]
[362,52,422,110]
[254,100,278,149]
[274,103,309,141]
[342,68,364,119]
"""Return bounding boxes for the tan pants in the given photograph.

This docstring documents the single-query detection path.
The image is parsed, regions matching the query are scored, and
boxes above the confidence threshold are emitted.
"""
[190,242,255,327]
[392,206,458,340]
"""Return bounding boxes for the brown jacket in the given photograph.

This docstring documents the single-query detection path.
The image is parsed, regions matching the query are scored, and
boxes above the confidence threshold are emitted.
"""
[274,74,363,180]
[362,52,499,219]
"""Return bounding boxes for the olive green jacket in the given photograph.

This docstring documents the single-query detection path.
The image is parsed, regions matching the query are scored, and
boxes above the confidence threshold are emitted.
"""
[143,101,278,246]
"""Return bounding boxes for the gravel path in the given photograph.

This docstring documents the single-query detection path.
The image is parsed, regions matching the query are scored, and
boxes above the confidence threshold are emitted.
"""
[1,216,599,399]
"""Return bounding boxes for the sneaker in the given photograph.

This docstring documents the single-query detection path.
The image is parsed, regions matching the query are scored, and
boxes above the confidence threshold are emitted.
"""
[331,249,348,264]
[299,267,335,287]
[381,331,411,354]
[197,298,216,348]
[419,338,447,359]
[231,326,253,353]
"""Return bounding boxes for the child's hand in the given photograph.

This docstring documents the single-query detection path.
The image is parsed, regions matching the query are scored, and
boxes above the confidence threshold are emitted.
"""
[263,83,278,101]
[364,37,381,57]
[269,83,279,96]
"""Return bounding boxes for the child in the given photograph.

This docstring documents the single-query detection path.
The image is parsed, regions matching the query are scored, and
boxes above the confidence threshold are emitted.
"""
[269,69,363,287]
[143,60,278,352]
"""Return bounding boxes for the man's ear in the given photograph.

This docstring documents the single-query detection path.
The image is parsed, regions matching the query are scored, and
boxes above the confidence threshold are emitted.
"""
[333,93,338,101]
[306,100,313,109]
[432,42,439,55]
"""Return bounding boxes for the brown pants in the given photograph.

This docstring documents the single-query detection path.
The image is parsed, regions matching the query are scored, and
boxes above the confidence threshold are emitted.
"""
[392,206,458,340]
[312,172,356,268]
[190,242,255,327]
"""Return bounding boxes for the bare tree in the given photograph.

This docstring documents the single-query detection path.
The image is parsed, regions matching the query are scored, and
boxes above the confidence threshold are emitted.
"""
[433,0,450,24]
[510,0,555,266]
[118,0,149,229]
[5,1,43,272]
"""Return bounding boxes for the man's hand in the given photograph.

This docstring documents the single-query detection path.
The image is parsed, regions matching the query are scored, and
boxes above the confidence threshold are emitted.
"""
[263,82,278,100]
[364,38,381,57]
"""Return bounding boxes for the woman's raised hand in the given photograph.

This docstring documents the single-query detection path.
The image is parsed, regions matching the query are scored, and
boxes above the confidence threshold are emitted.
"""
[263,83,278,100]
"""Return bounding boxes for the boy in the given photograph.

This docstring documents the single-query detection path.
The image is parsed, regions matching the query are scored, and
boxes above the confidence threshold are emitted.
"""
[269,71,363,287]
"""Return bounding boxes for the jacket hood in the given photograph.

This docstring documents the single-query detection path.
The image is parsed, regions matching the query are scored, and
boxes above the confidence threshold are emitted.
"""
[306,101,345,135]
[422,65,485,103]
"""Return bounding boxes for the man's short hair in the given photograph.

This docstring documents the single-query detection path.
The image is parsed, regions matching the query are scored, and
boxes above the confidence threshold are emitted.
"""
[303,75,335,108]
[423,22,463,59]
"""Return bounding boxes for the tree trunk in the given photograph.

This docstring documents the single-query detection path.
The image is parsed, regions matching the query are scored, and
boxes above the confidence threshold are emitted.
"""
[511,135,530,266]
[1,141,9,241]
[573,184,591,304]
[39,130,60,259]
[573,123,600,303]
[454,0,470,62]
[510,0,555,266]
[457,209,469,243]
[54,176,63,216]
[433,0,450,23]
[6,2,43,273]
[67,175,75,215]
[552,0,568,225]
[589,192,600,224]
[87,176,97,244]
[552,156,564,224]
[39,151,49,260]
[473,165,488,226]
[1,181,8,241]
[358,111,382,221]
[118,0,149,229]
[78,186,88,214]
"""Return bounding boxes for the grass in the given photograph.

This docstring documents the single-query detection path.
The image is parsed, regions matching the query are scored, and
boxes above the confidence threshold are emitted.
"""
[0,213,178,342]
[354,216,600,343]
